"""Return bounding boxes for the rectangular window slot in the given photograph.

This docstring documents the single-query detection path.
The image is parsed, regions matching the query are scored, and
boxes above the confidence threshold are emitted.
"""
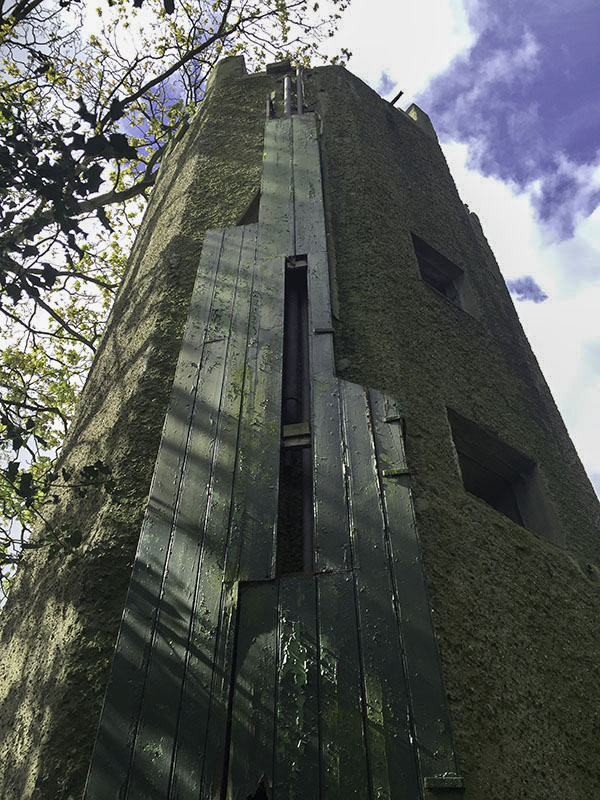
[447,408,564,545]
[277,257,313,574]
[456,450,524,526]
[412,233,479,317]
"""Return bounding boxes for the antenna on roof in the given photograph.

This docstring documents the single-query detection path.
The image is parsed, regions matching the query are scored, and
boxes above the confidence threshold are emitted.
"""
[390,88,404,106]
[283,75,292,116]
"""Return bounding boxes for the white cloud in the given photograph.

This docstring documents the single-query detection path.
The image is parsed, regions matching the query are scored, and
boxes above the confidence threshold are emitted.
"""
[529,151,600,246]
[327,0,476,99]
[475,29,540,87]
[443,140,600,494]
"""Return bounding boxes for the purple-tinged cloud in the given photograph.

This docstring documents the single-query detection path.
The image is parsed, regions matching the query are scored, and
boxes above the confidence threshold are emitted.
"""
[506,276,548,303]
[377,71,397,97]
[418,0,600,238]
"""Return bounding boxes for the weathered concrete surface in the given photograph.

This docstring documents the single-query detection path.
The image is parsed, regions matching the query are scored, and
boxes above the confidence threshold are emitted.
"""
[0,59,599,800]
[0,60,278,800]
[310,65,600,800]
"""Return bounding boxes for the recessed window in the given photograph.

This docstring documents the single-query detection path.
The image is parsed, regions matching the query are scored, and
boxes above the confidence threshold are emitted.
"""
[412,233,463,301]
[412,234,480,317]
[456,449,524,526]
[447,409,564,545]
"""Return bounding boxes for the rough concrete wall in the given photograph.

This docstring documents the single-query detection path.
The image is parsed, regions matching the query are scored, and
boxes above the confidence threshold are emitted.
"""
[310,65,600,800]
[0,59,277,800]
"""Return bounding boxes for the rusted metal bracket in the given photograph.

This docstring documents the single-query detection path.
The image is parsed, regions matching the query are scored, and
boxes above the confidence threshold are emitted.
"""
[382,466,410,478]
[384,412,407,440]
[424,775,465,790]
[313,326,334,335]
[286,255,308,270]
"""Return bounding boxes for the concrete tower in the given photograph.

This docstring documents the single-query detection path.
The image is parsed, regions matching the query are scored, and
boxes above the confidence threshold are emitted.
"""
[1,57,599,800]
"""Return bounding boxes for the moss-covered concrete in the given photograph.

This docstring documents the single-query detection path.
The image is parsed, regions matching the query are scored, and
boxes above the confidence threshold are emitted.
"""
[310,65,600,799]
[0,59,599,800]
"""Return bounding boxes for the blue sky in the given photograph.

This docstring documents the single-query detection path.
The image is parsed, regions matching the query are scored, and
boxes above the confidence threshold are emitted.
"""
[328,0,600,495]
[420,0,600,238]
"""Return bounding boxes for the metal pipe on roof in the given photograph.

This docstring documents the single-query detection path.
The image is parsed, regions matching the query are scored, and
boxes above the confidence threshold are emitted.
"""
[296,65,304,115]
[283,75,292,117]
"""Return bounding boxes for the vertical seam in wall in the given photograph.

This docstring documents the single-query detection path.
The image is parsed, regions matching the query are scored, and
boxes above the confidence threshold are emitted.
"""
[218,584,242,800]
[314,575,323,800]
[272,579,282,793]
[366,390,423,795]
[291,116,297,256]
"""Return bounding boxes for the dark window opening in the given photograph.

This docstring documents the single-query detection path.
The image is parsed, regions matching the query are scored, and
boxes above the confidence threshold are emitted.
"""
[277,446,311,574]
[412,233,465,307]
[456,451,523,526]
[237,190,260,225]
[277,257,313,574]
[447,408,564,545]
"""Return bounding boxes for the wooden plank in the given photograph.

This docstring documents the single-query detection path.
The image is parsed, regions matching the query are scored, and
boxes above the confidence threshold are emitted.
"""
[369,389,460,785]
[125,227,247,797]
[292,114,327,256]
[219,121,292,584]
[317,571,370,799]
[306,250,333,332]
[84,229,225,800]
[292,113,350,572]
[234,249,285,581]
[171,225,258,800]
[228,581,278,799]
[193,582,238,800]
[274,576,320,799]
[259,118,294,258]
[310,344,349,573]
[307,244,347,571]
[340,380,420,800]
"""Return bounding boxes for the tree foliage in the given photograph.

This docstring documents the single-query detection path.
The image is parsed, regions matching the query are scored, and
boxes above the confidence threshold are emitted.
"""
[0,0,350,598]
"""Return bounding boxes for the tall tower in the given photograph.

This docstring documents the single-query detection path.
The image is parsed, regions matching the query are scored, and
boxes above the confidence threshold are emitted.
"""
[1,57,599,800]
